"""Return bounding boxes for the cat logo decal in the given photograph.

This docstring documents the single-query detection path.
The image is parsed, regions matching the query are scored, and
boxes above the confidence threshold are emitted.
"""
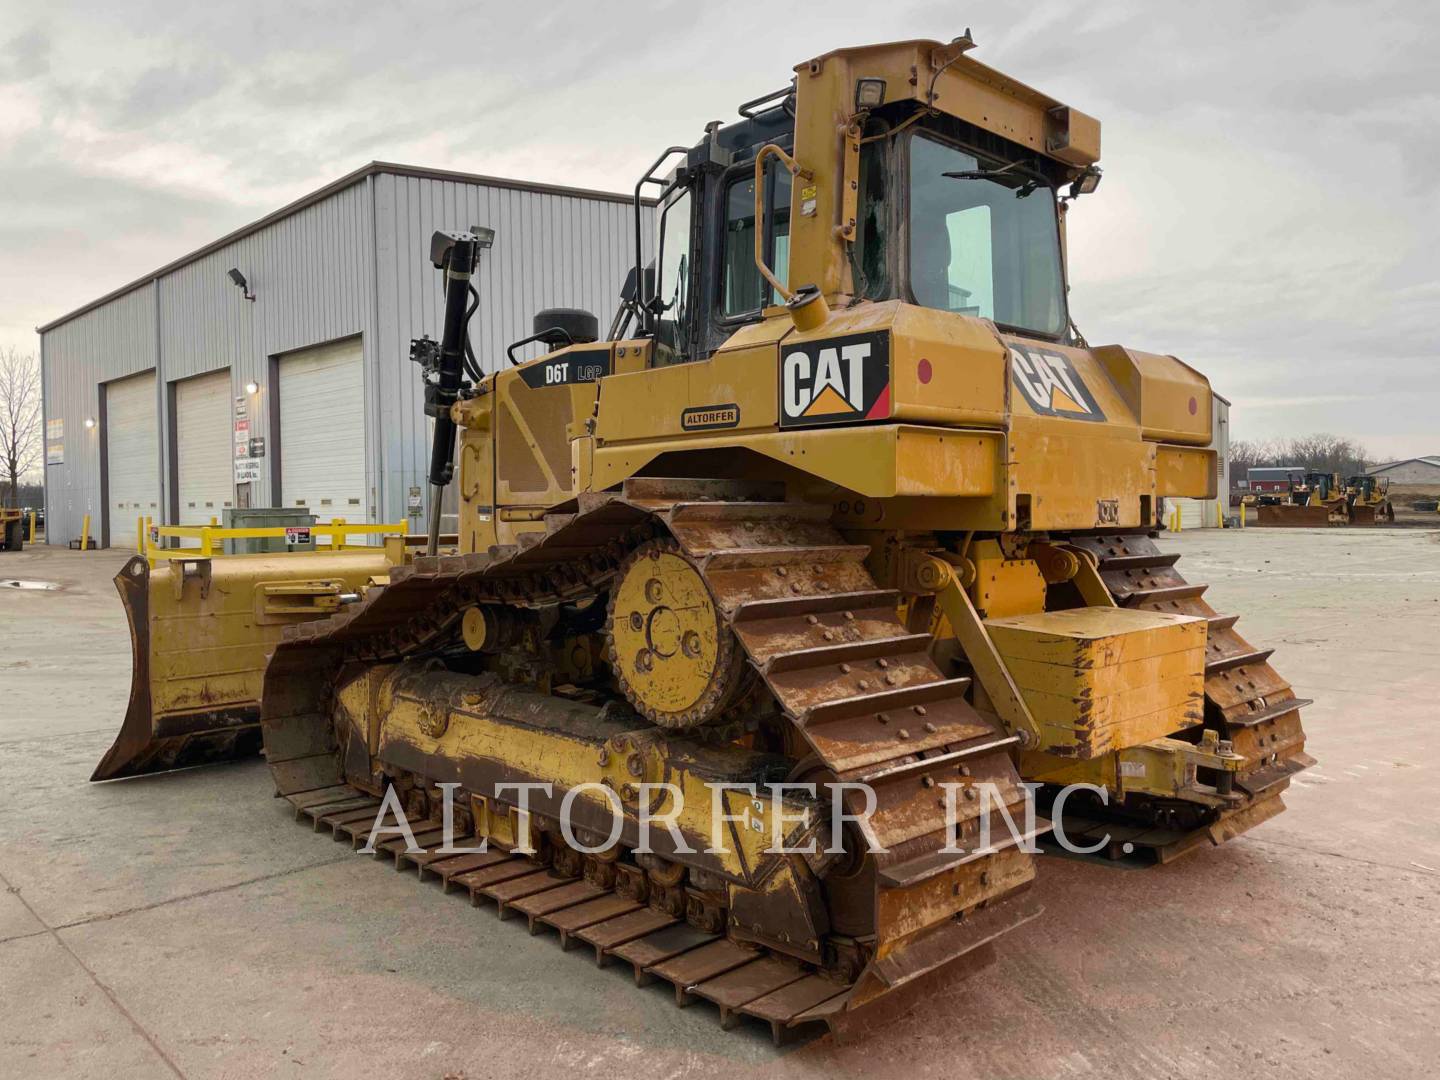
[1009,343,1105,422]
[779,331,890,429]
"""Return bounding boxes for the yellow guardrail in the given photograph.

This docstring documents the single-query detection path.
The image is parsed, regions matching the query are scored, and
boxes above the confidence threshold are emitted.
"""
[144,518,407,565]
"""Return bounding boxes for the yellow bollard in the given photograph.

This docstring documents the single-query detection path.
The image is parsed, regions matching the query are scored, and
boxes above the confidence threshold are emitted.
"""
[1240,503,1246,529]
[1216,498,1224,529]
[137,515,144,555]
[29,511,36,543]
[80,513,91,551]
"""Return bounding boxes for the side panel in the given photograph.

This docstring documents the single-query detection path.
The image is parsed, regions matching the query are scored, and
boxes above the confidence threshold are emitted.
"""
[595,342,782,447]
[493,344,613,509]
[1092,344,1213,446]
[457,394,497,552]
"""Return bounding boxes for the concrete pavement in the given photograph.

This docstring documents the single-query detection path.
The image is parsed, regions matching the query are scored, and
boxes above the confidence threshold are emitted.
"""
[1,530,1437,1078]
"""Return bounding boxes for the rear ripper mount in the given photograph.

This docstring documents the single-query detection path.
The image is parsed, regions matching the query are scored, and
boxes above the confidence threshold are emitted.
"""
[261,480,1044,1042]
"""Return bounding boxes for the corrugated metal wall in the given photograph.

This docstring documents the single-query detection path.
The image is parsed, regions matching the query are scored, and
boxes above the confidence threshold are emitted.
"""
[40,284,158,546]
[41,170,647,545]
[372,174,646,527]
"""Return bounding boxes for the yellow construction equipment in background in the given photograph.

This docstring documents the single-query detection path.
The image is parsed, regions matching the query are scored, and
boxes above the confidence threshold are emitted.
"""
[1257,471,1395,526]
[0,507,23,551]
[1257,471,1347,526]
[97,34,1313,1041]
[1343,475,1395,524]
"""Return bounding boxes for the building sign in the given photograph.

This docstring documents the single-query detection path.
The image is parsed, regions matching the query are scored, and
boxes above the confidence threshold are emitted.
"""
[233,396,259,483]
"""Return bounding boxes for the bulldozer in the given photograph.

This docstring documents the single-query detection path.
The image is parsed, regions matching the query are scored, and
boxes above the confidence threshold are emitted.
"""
[0,507,24,551]
[1343,474,1394,524]
[1256,470,1348,526]
[95,34,1313,1042]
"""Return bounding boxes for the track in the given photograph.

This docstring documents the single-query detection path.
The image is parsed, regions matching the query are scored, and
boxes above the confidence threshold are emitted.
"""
[1063,532,1314,859]
[260,479,1040,1042]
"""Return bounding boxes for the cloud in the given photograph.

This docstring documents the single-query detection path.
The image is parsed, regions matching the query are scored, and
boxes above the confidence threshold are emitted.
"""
[1,0,1436,457]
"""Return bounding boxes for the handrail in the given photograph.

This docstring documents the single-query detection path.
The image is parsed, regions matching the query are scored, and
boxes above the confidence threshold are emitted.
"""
[753,144,809,305]
[145,519,407,563]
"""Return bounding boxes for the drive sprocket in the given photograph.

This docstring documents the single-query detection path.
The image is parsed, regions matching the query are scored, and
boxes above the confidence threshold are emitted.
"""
[605,539,743,729]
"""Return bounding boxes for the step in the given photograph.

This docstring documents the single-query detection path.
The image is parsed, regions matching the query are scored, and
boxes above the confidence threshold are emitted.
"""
[1097,551,1181,572]
[1205,648,1275,677]
[1223,697,1313,729]
[878,820,1051,888]
[1207,613,1240,633]
[854,735,1020,787]
[1114,582,1207,606]
[732,589,900,624]
[761,633,933,675]
[802,677,973,727]
[701,544,871,572]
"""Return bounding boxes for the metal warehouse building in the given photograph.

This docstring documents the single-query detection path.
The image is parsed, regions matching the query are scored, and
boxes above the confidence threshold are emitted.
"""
[1366,456,1440,485]
[39,162,646,548]
[1169,392,1231,528]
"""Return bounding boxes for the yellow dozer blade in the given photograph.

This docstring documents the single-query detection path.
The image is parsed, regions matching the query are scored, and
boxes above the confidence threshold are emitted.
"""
[1256,501,1344,527]
[94,551,391,781]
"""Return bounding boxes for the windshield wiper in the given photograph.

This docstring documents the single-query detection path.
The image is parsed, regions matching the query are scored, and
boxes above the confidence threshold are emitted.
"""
[942,163,1045,198]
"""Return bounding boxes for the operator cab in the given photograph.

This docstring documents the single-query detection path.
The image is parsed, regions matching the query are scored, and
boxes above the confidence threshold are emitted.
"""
[628,84,1081,365]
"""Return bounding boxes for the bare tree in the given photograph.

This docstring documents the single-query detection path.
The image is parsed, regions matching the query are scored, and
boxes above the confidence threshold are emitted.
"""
[0,347,41,508]
[1231,433,1370,481]
[1229,438,1282,480]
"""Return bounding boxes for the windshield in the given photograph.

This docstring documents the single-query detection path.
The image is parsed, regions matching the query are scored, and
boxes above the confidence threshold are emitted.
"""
[907,132,1067,337]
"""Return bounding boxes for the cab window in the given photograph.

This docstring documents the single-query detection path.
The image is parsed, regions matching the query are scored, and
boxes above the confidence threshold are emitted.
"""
[652,186,693,365]
[720,165,791,317]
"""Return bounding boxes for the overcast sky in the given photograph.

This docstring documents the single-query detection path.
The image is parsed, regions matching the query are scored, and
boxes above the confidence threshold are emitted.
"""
[1,0,1435,458]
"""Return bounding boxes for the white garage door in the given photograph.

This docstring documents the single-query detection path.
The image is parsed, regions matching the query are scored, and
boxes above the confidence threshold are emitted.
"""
[1172,497,1209,529]
[105,372,159,549]
[280,339,367,526]
[175,370,234,524]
